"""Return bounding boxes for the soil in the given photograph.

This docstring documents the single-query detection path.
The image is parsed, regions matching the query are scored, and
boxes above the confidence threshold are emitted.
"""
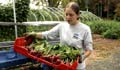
[86,34,120,70]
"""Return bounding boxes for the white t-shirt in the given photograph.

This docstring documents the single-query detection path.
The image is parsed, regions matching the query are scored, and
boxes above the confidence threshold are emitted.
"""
[42,21,93,69]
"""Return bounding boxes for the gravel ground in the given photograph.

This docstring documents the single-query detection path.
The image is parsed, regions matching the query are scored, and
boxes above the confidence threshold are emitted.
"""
[86,34,120,70]
[86,48,120,70]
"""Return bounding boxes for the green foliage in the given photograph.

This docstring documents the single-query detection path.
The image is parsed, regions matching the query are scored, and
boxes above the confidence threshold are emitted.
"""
[0,4,14,41]
[80,11,101,22]
[48,0,61,7]
[61,0,73,8]
[85,20,120,39]
[0,0,30,41]
[102,22,120,39]
[0,25,26,41]
[0,26,15,41]
[85,20,110,34]
[76,0,86,11]
[0,4,14,22]
[28,39,82,63]
[15,0,30,22]
[0,0,30,22]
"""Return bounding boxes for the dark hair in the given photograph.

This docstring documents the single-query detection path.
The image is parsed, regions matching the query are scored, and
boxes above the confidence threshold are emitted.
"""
[65,2,80,15]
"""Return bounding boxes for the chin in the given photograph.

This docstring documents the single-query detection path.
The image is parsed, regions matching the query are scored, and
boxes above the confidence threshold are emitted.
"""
[68,22,74,25]
[67,22,71,24]
[67,21,71,24]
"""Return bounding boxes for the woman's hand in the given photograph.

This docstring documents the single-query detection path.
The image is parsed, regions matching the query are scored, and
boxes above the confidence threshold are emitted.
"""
[24,32,43,39]
[23,32,37,42]
[24,32,36,38]
[77,50,92,63]
[77,54,83,63]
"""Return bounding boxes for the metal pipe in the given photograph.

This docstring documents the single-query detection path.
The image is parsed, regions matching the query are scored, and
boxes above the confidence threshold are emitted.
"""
[13,0,18,38]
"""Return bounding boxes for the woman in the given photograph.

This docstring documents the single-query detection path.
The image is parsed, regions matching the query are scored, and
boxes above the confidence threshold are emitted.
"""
[26,2,93,70]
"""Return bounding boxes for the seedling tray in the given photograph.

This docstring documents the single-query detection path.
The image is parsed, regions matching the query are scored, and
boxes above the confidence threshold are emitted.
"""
[14,37,78,70]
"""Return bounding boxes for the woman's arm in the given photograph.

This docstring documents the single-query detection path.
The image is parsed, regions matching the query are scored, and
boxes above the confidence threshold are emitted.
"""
[25,32,43,39]
[25,23,61,40]
[35,32,43,39]
[82,26,93,61]
[82,50,92,61]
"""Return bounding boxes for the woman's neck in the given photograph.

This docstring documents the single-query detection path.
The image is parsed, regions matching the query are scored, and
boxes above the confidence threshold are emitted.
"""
[70,21,79,26]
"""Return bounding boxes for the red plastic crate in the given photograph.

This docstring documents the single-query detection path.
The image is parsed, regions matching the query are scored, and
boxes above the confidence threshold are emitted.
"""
[14,37,78,70]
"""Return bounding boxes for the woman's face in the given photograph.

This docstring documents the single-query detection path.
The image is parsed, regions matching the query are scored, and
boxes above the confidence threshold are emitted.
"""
[64,7,79,25]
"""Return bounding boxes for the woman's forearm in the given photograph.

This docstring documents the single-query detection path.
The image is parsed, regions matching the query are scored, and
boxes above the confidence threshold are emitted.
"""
[83,50,92,61]
[35,32,43,39]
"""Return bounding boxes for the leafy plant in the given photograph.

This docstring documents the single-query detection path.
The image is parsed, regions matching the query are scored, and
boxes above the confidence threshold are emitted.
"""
[102,22,120,39]
[85,20,120,39]
[0,0,30,41]
[26,38,82,64]
[85,20,110,34]
[15,0,30,22]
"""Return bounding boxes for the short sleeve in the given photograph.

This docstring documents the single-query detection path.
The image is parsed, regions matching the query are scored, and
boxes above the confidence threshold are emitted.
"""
[83,27,93,51]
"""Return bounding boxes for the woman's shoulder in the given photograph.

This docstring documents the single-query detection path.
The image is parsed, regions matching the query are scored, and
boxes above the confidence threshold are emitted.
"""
[79,22,91,31]
[58,21,69,26]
